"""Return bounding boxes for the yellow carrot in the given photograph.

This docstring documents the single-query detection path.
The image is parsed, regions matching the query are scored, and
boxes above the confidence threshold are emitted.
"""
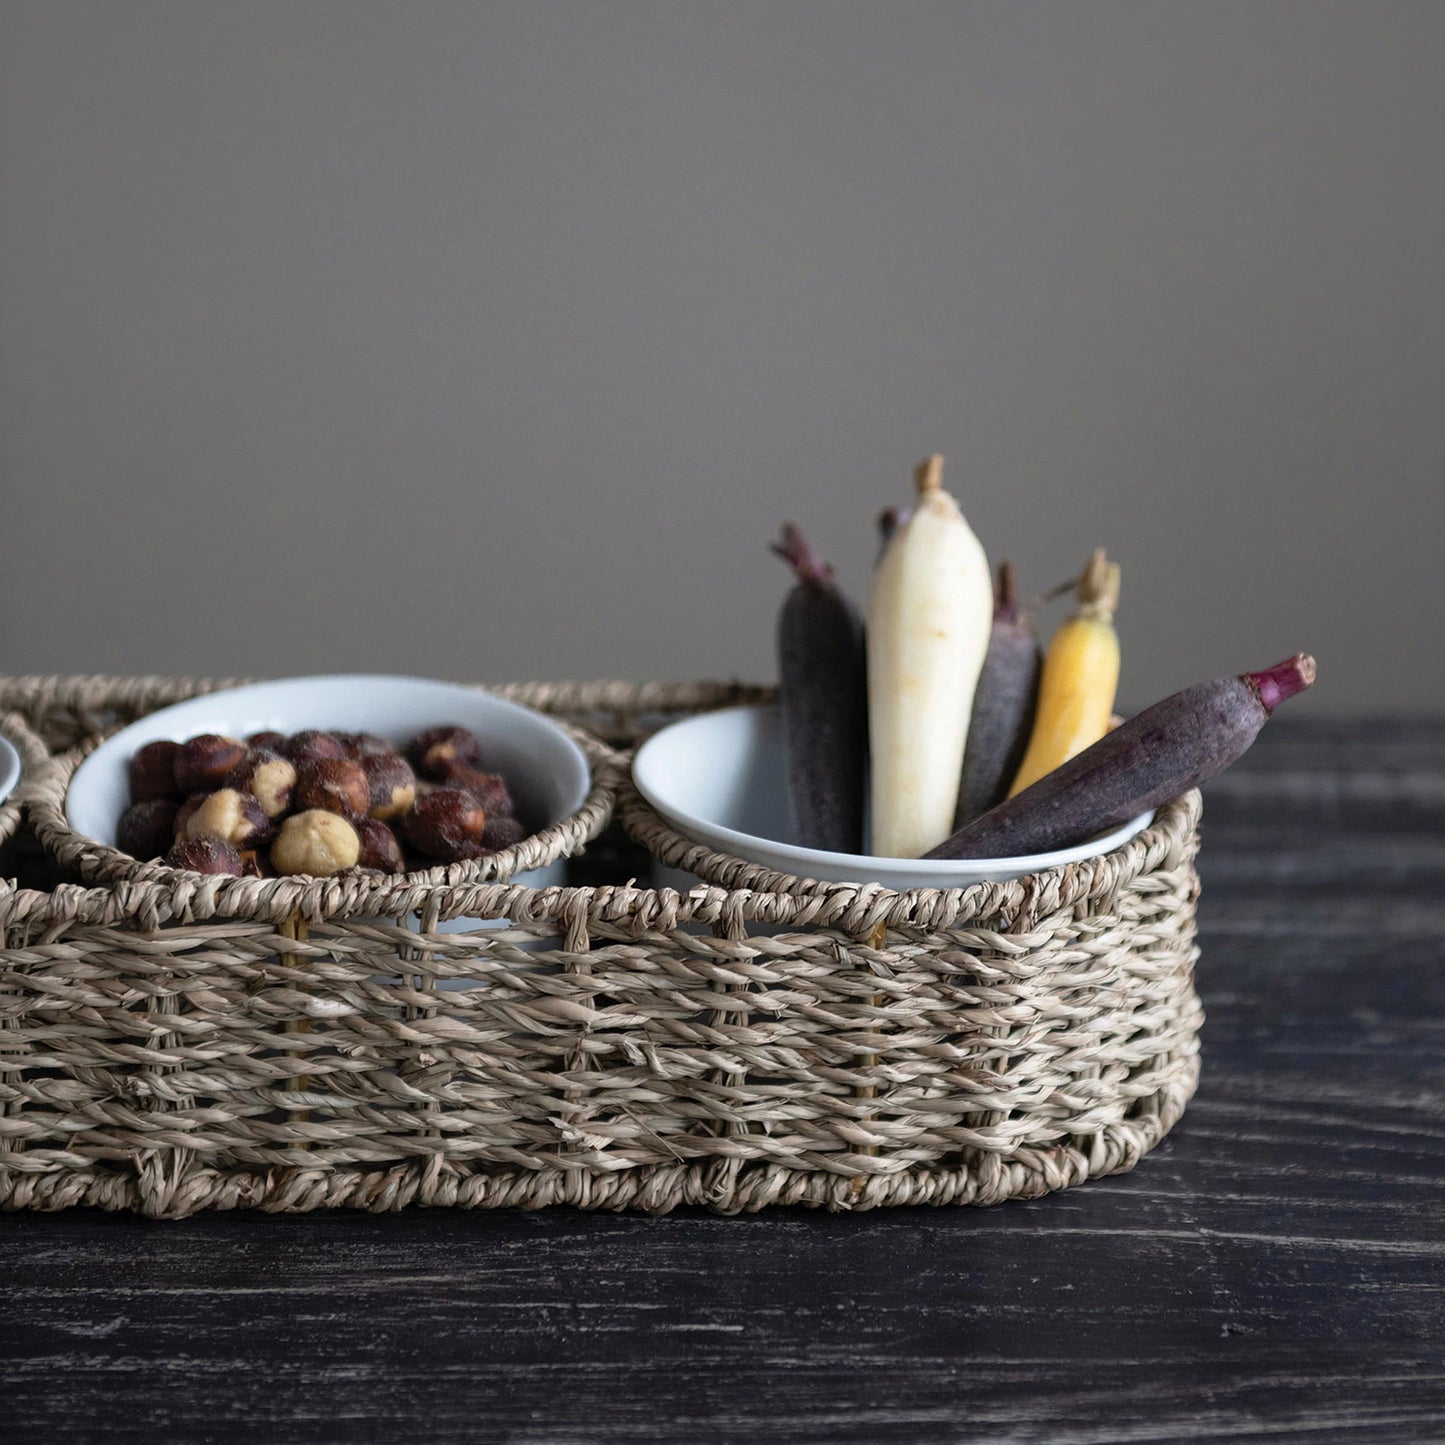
[1006,548,1121,797]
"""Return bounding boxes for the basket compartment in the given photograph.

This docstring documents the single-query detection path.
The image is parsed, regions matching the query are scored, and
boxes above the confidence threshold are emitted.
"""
[26,688,618,899]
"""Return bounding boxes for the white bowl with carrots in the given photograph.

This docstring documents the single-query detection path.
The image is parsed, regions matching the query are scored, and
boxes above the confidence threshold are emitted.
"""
[692,451,1316,890]
[632,703,1155,889]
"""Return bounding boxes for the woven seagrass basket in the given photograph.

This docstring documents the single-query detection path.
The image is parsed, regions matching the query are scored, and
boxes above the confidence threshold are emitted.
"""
[0,675,1203,1218]
[0,711,50,851]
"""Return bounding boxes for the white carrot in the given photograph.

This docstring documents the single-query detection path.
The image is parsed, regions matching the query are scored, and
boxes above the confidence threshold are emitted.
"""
[866,455,993,857]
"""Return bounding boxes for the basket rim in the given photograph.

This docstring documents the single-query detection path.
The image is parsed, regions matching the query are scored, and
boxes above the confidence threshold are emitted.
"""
[0,672,1200,936]
[618,768,1203,928]
[1,784,1202,936]
[0,672,777,725]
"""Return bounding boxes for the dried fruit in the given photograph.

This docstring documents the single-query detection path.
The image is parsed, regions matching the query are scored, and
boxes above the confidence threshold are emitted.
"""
[117,798,180,860]
[128,741,181,803]
[295,758,370,820]
[403,788,487,860]
[408,726,484,781]
[270,811,361,876]
[174,734,247,794]
[228,748,297,818]
[166,836,245,876]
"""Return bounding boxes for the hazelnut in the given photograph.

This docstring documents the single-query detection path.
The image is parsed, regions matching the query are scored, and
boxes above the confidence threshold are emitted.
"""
[446,766,515,818]
[173,792,209,839]
[295,758,370,820]
[128,740,181,803]
[481,814,528,852]
[182,788,276,849]
[337,731,394,759]
[283,730,348,766]
[246,730,288,752]
[354,818,406,874]
[228,748,297,818]
[408,726,484,781]
[117,798,179,860]
[237,849,273,879]
[271,810,361,876]
[166,836,245,876]
[359,753,416,820]
[403,787,487,860]
[174,734,248,794]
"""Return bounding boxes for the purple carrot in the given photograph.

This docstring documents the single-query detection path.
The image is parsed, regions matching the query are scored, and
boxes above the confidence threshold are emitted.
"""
[926,654,1317,859]
[772,522,868,853]
[876,506,912,561]
[954,562,1043,828]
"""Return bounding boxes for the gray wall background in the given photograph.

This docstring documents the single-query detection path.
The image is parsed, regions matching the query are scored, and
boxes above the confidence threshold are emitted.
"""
[2,0,1442,714]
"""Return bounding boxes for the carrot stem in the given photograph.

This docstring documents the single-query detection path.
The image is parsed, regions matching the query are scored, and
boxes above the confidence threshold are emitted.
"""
[771,522,835,587]
[914,454,945,495]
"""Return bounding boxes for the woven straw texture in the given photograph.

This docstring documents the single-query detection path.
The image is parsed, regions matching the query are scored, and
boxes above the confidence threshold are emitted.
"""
[0,712,50,850]
[0,676,1203,1218]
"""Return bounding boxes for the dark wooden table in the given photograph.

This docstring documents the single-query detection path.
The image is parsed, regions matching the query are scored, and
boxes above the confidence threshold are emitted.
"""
[2,720,1442,1444]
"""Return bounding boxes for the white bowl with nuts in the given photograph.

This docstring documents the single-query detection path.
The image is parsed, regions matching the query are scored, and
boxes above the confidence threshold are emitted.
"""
[64,674,593,890]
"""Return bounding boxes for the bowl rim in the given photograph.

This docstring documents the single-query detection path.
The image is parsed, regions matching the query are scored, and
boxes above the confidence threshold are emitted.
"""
[0,734,21,810]
[631,701,1153,885]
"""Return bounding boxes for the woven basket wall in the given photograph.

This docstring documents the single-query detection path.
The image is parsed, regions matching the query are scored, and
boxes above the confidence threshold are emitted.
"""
[0,676,1203,1218]
[0,712,51,850]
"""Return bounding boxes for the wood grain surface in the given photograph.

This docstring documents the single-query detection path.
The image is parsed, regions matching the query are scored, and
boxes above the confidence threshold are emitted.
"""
[2,719,1442,1444]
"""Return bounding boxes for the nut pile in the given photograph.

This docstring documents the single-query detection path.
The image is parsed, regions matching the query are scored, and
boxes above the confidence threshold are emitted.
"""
[118,726,531,878]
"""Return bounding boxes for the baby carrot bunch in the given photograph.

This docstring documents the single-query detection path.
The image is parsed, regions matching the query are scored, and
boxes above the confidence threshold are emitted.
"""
[769,455,1314,861]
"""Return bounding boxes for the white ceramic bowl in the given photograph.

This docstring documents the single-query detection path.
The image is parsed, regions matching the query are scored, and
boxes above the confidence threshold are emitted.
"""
[66,675,592,888]
[632,703,1153,889]
[0,734,21,809]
